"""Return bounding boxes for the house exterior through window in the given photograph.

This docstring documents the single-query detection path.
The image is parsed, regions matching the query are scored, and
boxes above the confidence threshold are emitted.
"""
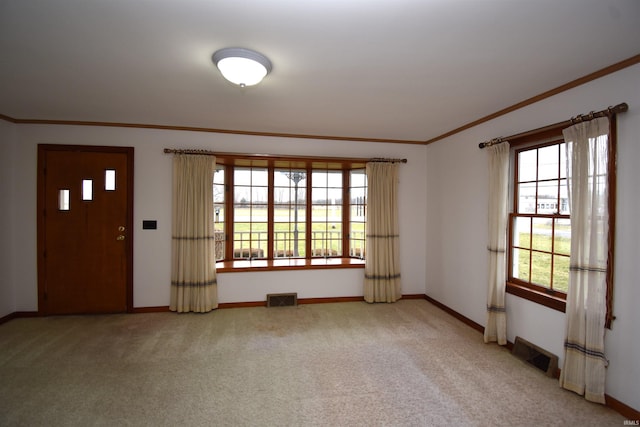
[509,140,570,299]
[212,155,367,269]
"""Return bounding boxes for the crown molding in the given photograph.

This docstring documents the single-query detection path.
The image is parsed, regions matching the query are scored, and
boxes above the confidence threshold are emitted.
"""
[2,54,638,145]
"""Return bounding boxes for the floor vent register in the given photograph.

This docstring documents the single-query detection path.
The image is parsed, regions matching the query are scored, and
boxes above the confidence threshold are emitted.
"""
[266,293,298,307]
[512,336,559,377]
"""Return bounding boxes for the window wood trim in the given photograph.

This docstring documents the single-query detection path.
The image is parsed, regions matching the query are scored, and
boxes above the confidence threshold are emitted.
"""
[506,281,566,312]
[216,257,365,273]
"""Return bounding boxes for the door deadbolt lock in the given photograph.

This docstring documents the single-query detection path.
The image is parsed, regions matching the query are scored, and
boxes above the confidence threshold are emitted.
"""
[118,226,125,232]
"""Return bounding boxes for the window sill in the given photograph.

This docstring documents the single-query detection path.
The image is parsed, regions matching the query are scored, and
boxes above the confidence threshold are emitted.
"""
[506,281,566,313]
[216,257,366,273]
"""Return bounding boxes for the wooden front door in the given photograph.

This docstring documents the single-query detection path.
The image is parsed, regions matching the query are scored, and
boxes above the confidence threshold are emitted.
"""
[38,145,134,314]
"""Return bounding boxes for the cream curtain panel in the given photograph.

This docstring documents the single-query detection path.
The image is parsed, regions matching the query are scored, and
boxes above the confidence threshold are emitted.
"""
[364,162,401,303]
[484,142,510,345]
[559,117,610,403]
[170,154,218,313]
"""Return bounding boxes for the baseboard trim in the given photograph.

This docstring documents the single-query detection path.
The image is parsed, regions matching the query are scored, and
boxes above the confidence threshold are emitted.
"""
[401,294,427,300]
[220,296,365,309]
[1,295,418,320]
[0,311,39,325]
[298,296,364,305]
[218,301,266,309]
[423,293,639,419]
[219,294,426,308]
[605,394,640,421]
[0,312,19,325]
[131,306,171,313]
[423,294,485,334]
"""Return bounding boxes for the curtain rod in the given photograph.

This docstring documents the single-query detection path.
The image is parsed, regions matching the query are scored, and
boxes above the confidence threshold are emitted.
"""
[368,158,408,163]
[164,148,217,156]
[478,102,628,149]
[163,149,407,164]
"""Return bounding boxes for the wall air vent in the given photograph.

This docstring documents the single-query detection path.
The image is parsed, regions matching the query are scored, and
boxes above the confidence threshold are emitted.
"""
[512,336,559,377]
[266,293,298,307]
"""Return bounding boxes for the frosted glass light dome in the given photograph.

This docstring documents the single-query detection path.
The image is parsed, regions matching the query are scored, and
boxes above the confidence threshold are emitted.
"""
[212,48,272,87]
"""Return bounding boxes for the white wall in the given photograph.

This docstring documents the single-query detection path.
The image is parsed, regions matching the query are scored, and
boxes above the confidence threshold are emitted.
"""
[6,125,427,311]
[0,120,16,318]
[426,63,640,410]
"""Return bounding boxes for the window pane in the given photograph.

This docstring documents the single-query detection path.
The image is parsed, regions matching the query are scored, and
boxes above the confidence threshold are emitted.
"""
[214,205,225,223]
[349,230,366,258]
[559,143,567,179]
[328,232,342,255]
[311,169,343,257]
[233,166,268,259]
[531,252,551,288]
[274,222,306,257]
[234,168,251,185]
[214,167,225,184]
[213,167,226,261]
[82,179,93,201]
[251,205,268,222]
[59,189,70,211]
[274,169,306,205]
[538,144,559,181]
[312,188,327,204]
[350,169,367,259]
[517,182,536,213]
[233,221,267,259]
[351,170,366,187]
[518,149,537,182]
[513,216,531,248]
[274,205,307,222]
[105,170,116,191]
[313,205,327,222]
[350,205,366,223]
[327,188,342,205]
[234,222,250,242]
[554,218,571,255]
[214,224,225,261]
[327,171,342,187]
[531,218,552,252]
[252,169,268,184]
[214,168,225,203]
[553,255,570,293]
[350,187,365,203]
[512,248,530,282]
[312,171,327,187]
[538,180,559,213]
[273,169,307,258]
[251,187,267,204]
[214,204,225,261]
[559,181,569,214]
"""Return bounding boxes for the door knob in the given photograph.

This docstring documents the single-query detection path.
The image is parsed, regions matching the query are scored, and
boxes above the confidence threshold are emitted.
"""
[116,235,125,241]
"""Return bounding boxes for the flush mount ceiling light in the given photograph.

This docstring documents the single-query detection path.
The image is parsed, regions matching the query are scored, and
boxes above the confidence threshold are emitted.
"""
[212,47,272,87]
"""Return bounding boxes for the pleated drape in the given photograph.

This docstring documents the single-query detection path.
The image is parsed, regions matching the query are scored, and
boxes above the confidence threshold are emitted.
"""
[559,117,610,403]
[170,154,218,313]
[364,162,401,303]
[484,142,510,345]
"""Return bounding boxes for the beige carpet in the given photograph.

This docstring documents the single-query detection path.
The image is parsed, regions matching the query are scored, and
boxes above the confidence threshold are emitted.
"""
[0,300,625,426]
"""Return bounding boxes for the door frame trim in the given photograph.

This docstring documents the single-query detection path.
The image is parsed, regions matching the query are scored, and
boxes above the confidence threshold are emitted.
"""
[37,144,135,314]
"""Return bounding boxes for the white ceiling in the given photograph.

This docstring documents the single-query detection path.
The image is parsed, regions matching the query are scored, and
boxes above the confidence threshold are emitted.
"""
[1,0,639,143]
